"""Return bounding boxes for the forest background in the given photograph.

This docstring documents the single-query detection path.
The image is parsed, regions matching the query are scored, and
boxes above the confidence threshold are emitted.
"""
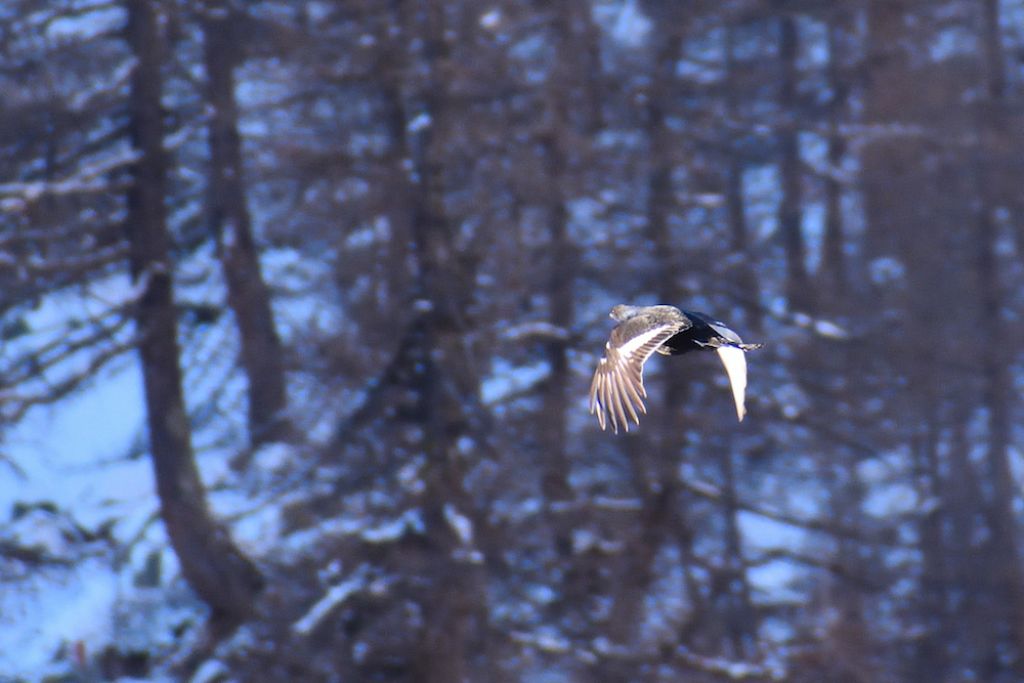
[2,0,1024,681]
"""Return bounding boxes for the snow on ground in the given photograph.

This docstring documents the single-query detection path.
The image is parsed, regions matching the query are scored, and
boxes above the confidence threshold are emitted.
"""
[0,358,149,526]
[0,358,164,678]
[0,557,118,678]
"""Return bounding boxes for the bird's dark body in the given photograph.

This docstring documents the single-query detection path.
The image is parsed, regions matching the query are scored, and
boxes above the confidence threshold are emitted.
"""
[661,310,741,355]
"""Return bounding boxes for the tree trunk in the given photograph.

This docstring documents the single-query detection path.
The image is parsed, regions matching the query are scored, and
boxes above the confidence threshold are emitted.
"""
[723,24,762,332]
[718,449,757,658]
[399,4,490,681]
[537,0,588,625]
[599,25,690,670]
[976,0,1024,671]
[778,13,812,312]
[976,210,1024,674]
[202,1,289,449]
[820,14,850,302]
[125,0,262,627]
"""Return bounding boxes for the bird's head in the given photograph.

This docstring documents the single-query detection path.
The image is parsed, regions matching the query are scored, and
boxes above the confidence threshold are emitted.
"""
[609,304,642,322]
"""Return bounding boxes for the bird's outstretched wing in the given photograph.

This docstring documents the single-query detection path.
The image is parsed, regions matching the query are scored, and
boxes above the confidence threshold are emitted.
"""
[589,317,688,433]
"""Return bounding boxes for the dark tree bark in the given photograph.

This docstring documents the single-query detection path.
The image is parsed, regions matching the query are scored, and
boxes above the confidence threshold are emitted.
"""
[975,0,1024,671]
[944,401,993,673]
[861,0,917,266]
[913,397,950,681]
[599,22,691,670]
[722,24,763,332]
[975,210,1024,674]
[537,1,586,623]
[777,13,812,312]
[202,0,289,449]
[391,5,491,682]
[820,14,850,302]
[125,0,262,627]
[717,449,757,658]
[538,147,574,509]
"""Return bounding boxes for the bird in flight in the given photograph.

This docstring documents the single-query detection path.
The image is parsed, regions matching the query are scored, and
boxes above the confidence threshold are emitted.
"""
[589,304,763,433]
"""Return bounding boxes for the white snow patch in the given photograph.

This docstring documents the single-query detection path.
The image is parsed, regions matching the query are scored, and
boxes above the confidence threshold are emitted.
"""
[791,312,813,328]
[456,435,475,455]
[869,256,905,284]
[398,456,426,494]
[501,321,570,342]
[747,559,805,605]
[443,503,474,544]
[70,57,135,112]
[738,512,808,555]
[226,496,284,554]
[192,659,230,683]
[482,360,551,404]
[676,645,786,680]
[345,216,391,249]
[593,0,651,48]
[46,5,125,41]
[591,496,643,511]
[0,558,118,679]
[407,112,432,133]
[813,319,849,339]
[251,441,293,473]
[293,565,370,636]
[512,627,571,654]
[526,583,557,605]
[862,482,919,518]
[1,364,150,531]
[789,311,850,340]
[479,8,502,29]
[572,528,598,553]
[361,508,425,543]
[0,147,139,198]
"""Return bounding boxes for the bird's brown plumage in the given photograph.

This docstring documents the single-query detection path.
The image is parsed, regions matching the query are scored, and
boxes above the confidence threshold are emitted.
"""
[588,307,690,433]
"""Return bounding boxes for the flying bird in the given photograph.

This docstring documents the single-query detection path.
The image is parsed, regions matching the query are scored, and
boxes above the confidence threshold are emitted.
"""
[589,304,763,433]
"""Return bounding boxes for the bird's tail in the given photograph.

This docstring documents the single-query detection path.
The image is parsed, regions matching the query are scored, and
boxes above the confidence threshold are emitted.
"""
[716,346,748,421]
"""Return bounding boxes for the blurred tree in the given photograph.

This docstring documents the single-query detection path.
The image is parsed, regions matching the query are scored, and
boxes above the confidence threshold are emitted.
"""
[974,0,1024,672]
[776,9,812,313]
[124,0,262,629]
[201,0,290,450]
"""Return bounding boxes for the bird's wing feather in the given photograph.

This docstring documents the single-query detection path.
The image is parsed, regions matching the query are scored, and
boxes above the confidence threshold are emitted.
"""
[589,319,687,433]
[708,321,744,345]
[715,345,748,422]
